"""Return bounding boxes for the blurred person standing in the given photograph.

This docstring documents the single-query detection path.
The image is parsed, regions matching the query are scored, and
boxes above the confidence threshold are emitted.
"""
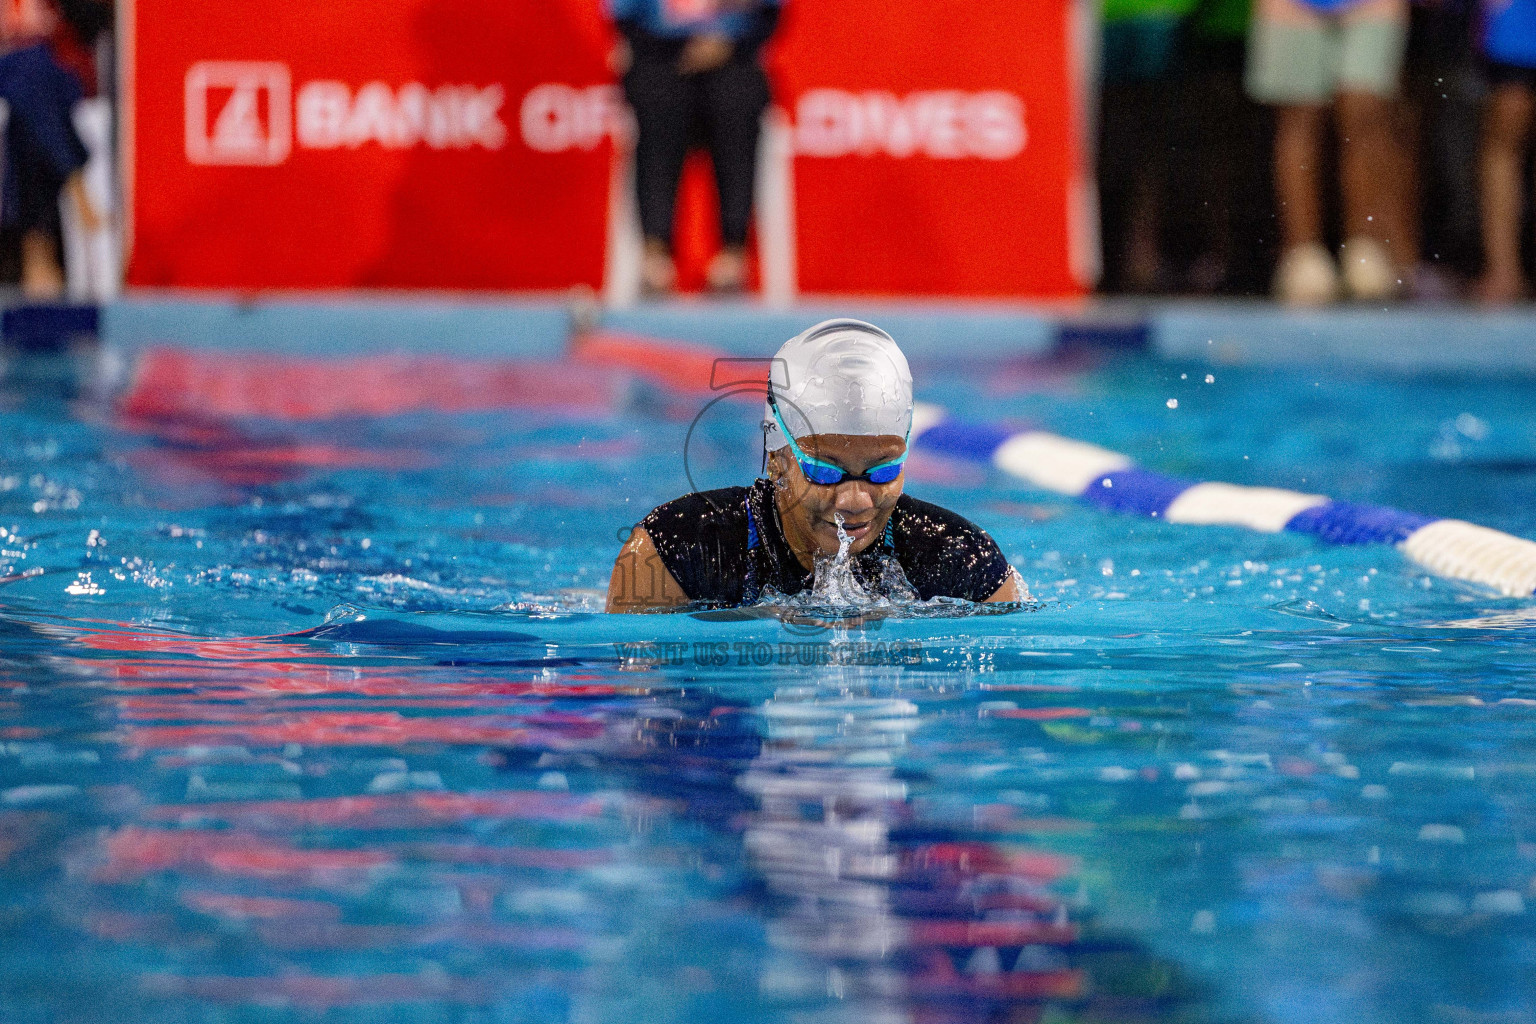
[1247,0,1414,304]
[0,0,101,299]
[1401,0,1482,297]
[1097,0,1197,293]
[610,0,781,297]
[1168,0,1280,295]
[1477,0,1536,302]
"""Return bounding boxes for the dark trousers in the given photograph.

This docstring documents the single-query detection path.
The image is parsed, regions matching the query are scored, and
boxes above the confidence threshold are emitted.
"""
[622,57,770,249]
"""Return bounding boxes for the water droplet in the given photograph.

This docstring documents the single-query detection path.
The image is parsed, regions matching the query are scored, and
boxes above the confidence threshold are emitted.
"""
[324,603,366,624]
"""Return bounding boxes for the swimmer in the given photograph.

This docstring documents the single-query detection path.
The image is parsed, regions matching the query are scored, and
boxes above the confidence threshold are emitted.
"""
[606,319,1024,611]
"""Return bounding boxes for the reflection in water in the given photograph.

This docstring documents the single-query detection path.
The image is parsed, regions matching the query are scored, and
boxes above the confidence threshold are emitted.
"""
[744,690,1084,1017]
[528,640,1219,1023]
[0,613,1299,1022]
[41,597,1536,1024]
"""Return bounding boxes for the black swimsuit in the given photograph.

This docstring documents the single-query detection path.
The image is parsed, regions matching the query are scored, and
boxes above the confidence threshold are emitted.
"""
[639,479,1012,607]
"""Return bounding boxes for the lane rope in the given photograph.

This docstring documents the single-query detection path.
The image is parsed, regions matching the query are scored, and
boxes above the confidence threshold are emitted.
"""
[911,404,1536,597]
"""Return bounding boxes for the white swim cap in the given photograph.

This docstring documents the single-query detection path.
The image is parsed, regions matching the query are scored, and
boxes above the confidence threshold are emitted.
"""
[763,319,914,451]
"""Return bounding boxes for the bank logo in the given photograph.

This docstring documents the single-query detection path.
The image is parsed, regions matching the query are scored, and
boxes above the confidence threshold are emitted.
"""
[185,62,510,165]
[185,61,292,166]
[297,82,507,151]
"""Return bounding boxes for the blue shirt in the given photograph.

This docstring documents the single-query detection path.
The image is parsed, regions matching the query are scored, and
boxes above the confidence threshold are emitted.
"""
[608,0,781,39]
[1292,0,1371,11]
[0,44,87,226]
[1486,0,1536,67]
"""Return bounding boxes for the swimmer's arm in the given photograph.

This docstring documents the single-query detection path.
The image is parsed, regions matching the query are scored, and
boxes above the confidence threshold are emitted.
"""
[984,568,1025,603]
[606,527,691,612]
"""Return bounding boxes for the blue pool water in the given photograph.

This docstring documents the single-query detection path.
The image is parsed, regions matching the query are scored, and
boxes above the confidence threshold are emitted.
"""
[2,340,1536,1023]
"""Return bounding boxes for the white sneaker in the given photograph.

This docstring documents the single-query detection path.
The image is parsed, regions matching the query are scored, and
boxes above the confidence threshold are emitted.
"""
[1273,242,1340,306]
[1340,236,1399,301]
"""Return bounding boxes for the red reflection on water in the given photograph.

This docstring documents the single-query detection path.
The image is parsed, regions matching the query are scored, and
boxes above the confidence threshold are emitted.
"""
[69,628,624,750]
[141,441,431,471]
[75,629,322,661]
[118,418,436,488]
[905,954,1086,1001]
[60,627,624,753]
[107,344,642,491]
[101,655,622,700]
[905,842,1077,881]
[147,791,610,828]
[126,713,531,748]
[117,700,606,733]
[570,330,757,397]
[121,348,625,421]
[904,919,1079,948]
[983,707,1094,720]
[97,827,392,883]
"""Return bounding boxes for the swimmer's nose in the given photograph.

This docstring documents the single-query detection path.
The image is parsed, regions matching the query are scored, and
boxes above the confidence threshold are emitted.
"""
[834,483,877,514]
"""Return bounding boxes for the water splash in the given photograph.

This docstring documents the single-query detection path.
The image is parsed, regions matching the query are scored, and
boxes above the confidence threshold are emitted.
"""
[323,602,367,624]
[807,514,868,603]
[756,513,1027,622]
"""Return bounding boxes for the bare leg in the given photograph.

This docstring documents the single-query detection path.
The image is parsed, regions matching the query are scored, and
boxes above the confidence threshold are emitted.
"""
[19,230,65,301]
[1274,103,1327,250]
[1271,102,1341,303]
[1477,83,1534,303]
[705,244,748,293]
[641,237,677,296]
[1337,90,1413,270]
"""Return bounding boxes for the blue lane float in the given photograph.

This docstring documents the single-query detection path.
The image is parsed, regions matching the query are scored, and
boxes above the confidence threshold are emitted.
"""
[910,404,1536,598]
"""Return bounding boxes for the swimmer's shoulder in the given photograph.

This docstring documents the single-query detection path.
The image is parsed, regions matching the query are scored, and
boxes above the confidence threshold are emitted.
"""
[891,493,995,538]
[890,493,1011,601]
[641,486,751,538]
[638,486,753,604]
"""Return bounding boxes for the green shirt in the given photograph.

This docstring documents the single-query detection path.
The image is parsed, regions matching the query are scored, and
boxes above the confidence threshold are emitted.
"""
[1192,0,1251,38]
[1102,0,1197,24]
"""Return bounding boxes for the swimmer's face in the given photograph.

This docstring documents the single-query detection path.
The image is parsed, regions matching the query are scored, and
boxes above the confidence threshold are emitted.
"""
[770,434,906,560]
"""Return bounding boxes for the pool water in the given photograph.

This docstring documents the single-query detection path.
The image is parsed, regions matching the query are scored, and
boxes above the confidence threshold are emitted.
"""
[2,341,1535,1023]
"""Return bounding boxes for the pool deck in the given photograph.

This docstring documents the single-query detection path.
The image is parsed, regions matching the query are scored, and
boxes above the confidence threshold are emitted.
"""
[3,291,1534,373]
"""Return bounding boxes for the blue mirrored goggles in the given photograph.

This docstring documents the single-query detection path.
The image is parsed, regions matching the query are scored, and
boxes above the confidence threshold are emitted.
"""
[766,393,907,486]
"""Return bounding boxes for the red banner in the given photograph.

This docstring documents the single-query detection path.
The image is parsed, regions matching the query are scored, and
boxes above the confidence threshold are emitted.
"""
[768,0,1087,296]
[127,0,620,289]
[126,0,1088,297]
